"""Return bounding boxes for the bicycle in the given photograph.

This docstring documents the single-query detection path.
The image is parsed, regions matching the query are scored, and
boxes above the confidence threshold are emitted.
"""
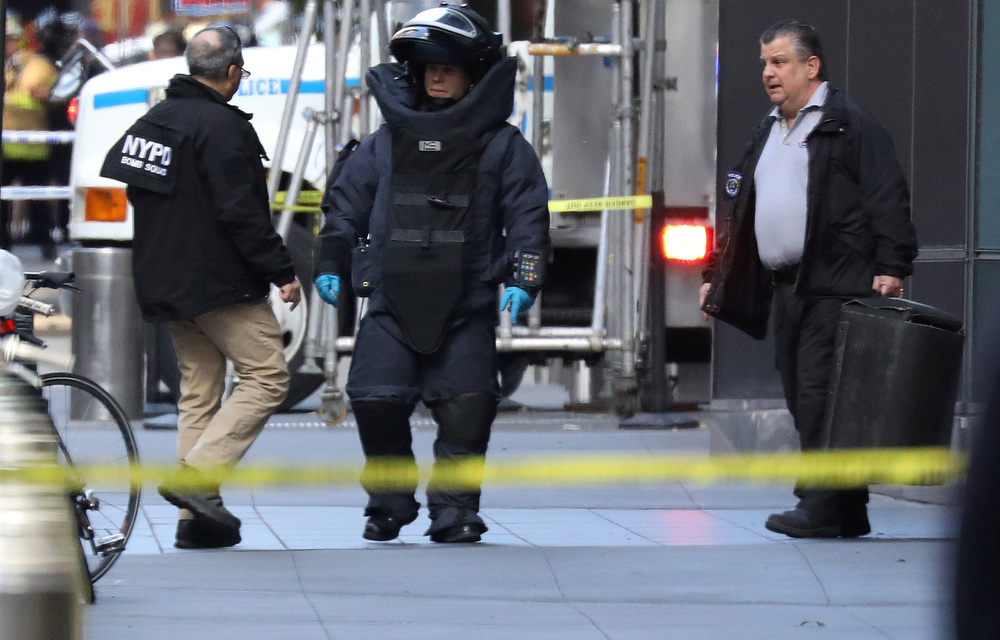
[0,270,141,603]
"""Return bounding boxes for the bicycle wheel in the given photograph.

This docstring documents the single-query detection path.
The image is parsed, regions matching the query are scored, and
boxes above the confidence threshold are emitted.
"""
[40,373,141,584]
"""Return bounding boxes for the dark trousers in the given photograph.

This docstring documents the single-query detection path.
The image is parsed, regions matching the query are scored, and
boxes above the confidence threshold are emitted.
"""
[346,312,499,405]
[772,281,869,521]
[1,158,55,254]
[347,312,499,526]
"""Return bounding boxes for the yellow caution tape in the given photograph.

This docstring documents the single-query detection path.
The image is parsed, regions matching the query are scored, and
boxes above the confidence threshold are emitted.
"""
[549,195,653,213]
[274,190,324,205]
[275,192,654,215]
[269,204,321,213]
[0,448,965,490]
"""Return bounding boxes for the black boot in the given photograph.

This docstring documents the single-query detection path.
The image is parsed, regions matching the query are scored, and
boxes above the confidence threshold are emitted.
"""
[425,393,496,542]
[427,507,488,543]
[839,488,871,537]
[765,508,841,538]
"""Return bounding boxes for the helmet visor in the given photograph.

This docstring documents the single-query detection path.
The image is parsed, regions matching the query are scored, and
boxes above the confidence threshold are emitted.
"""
[406,7,479,39]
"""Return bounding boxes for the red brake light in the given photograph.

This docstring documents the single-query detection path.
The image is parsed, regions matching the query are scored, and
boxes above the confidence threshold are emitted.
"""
[662,224,709,261]
[67,97,79,125]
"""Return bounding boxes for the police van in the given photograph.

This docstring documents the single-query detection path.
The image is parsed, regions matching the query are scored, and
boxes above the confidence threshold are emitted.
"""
[70,2,715,416]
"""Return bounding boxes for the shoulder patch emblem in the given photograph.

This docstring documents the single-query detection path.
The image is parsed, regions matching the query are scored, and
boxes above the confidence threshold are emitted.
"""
[725,171,742,198]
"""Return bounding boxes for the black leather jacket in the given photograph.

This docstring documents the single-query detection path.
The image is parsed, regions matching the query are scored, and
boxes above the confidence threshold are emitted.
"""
[703,87,918,339]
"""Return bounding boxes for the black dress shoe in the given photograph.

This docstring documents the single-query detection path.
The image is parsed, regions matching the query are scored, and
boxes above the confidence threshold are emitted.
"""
[429,523,484,544]
[175,519,242,549]
[765,508,841,538]
[363,514,415,541]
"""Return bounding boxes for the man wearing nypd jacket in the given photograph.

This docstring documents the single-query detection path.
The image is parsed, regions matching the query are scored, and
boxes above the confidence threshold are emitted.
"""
[101,25,301,550]
[700,20,917,538]
[314,5,550,544]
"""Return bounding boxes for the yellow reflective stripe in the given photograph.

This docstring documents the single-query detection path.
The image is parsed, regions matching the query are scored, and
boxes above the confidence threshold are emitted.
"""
[3,143,50,161]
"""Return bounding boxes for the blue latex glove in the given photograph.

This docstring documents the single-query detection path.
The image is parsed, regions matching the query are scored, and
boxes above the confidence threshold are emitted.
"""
[315,274,340,307]
[499,286,535,323]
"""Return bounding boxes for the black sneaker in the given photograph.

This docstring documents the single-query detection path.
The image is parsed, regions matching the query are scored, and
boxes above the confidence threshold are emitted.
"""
[765,508,841,538]
[158,484,241,534]
[174,519,242,550]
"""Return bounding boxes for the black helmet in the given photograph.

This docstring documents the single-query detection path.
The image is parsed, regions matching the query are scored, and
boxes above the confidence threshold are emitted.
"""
[389,3,504,81]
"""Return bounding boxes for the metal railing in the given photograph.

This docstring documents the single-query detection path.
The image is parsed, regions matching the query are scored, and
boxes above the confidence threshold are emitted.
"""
[288,0,666,416]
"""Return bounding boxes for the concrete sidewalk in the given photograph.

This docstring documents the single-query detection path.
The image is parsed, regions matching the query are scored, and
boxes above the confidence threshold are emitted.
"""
[86,412,961,640]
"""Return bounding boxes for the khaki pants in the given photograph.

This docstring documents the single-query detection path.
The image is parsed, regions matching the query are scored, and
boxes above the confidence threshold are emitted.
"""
[168,298,289,499]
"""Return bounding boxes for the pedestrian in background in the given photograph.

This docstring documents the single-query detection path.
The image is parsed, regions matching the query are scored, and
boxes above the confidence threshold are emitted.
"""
[314,4,550,544]
[150,27,186,60]
[700,19,917,538]
[3,10,58,260]
[100,24,301,550]
[35,9,79,251]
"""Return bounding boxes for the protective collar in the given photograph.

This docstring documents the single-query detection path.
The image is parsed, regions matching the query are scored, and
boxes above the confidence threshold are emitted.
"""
[365,57,516,137]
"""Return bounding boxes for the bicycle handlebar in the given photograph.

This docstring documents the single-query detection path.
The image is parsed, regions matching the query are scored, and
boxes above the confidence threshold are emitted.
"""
[22,271,77,290]
[18,297,55,317]
[1,335,75,369]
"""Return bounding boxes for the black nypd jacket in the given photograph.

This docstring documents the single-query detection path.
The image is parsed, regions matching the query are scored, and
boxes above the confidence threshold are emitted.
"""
[102,75,296,322]
[314,57,551,320]
[702,87,918,340]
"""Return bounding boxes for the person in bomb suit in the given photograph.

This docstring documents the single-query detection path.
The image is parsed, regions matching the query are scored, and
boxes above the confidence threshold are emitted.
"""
[314,4,550,544]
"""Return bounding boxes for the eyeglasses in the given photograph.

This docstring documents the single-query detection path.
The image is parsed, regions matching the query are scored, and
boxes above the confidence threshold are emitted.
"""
[234,65,251,80]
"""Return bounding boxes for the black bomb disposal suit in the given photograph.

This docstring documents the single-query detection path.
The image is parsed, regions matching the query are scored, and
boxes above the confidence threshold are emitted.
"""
[314,57,550,538]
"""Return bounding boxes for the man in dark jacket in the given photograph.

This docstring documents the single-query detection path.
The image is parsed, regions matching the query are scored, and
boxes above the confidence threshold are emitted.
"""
[101,25,301,550]
[700,20,917,538]
[314,4,550,544]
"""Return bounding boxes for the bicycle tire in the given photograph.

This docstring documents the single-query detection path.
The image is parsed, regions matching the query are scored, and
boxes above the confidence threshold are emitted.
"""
[40,372,141,584]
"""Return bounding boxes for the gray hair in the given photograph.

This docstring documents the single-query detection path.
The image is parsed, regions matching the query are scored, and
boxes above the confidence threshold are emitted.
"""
[760,19,828,82]
[186,25,241,82]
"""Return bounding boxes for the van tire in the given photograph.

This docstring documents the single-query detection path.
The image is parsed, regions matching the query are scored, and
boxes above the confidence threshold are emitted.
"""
[157,223,323,411]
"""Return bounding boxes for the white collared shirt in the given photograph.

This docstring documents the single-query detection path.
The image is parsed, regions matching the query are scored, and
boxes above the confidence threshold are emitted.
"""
[753,82,829,269]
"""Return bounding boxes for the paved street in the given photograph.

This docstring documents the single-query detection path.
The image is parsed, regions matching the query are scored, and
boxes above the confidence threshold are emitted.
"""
[87,409,961,640]
[13,245,962,639]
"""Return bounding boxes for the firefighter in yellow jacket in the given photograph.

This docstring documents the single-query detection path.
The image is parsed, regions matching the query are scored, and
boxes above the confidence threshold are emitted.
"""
[3,12,58,258]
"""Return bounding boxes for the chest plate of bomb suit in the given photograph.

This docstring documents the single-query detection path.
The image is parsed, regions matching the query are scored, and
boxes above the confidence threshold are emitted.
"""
[382,126,487,353]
